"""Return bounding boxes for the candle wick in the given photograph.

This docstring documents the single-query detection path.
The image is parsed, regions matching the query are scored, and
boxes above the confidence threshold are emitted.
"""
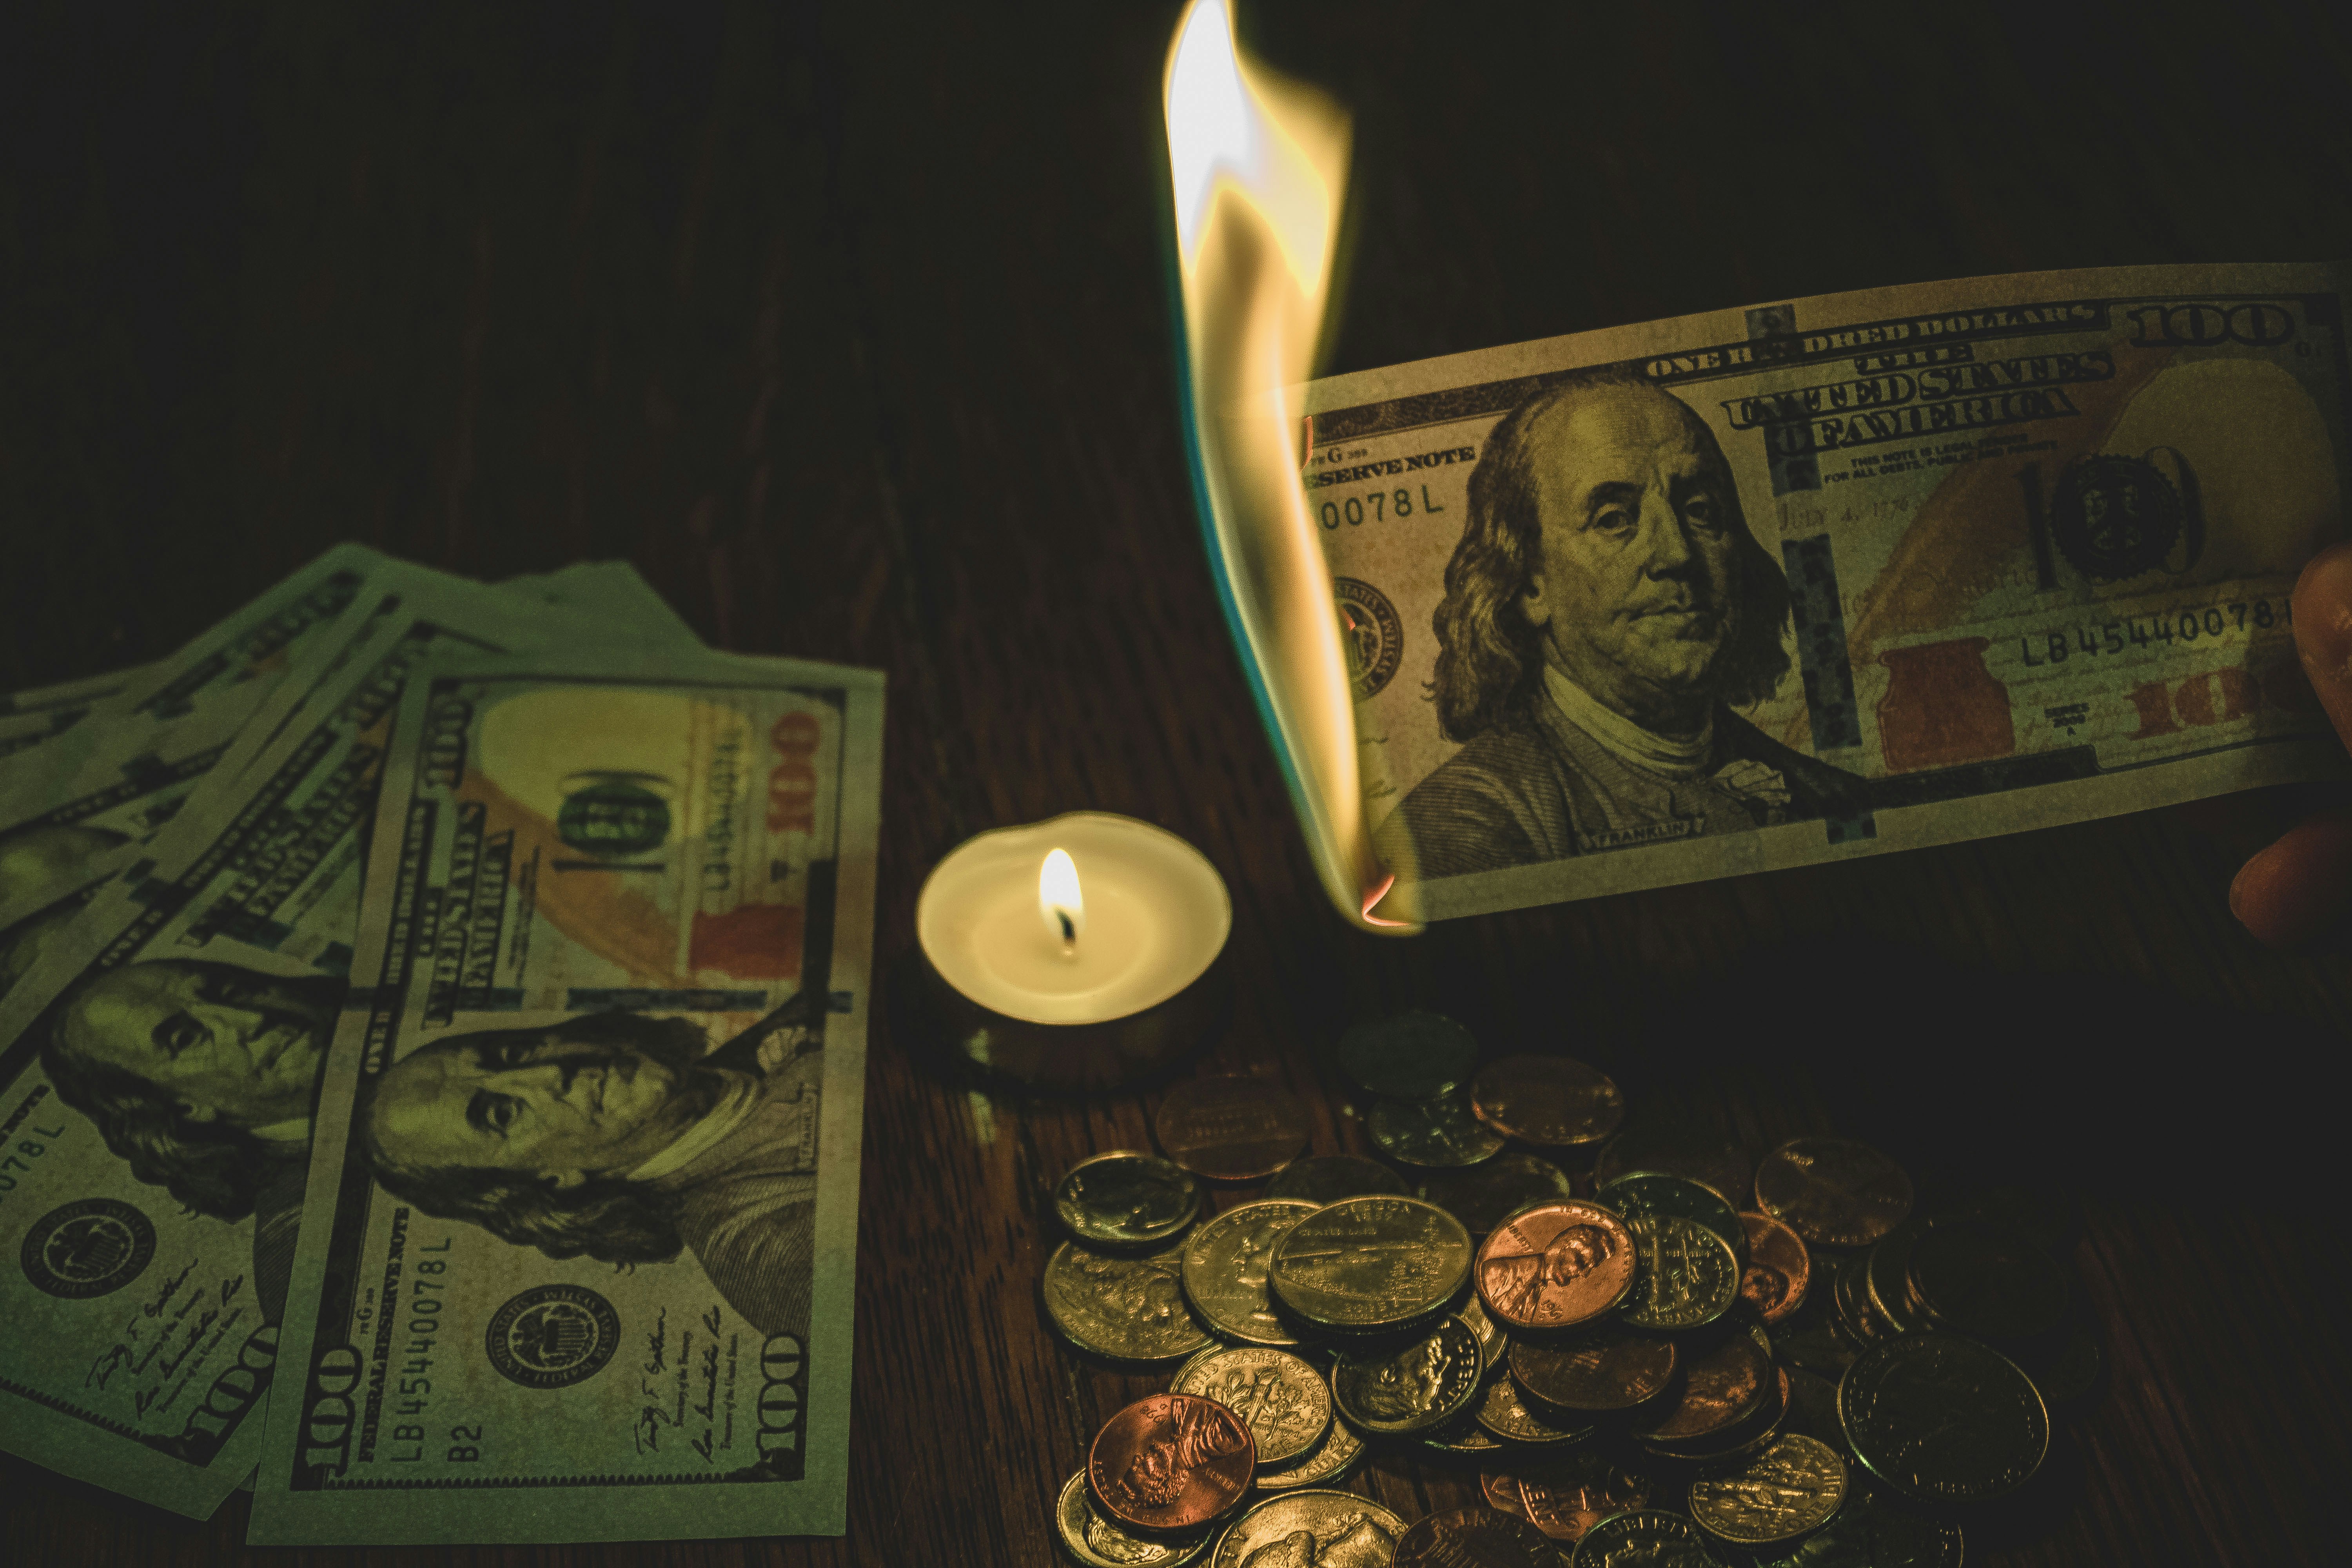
[1056,910,1076,945]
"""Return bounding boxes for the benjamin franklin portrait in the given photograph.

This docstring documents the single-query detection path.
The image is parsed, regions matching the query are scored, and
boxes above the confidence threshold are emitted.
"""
[357,993,826,1341]
[1376,369,1867,880]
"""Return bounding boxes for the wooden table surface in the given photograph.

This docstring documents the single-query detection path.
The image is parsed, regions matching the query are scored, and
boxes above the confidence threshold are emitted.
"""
[5,2,2349,1563]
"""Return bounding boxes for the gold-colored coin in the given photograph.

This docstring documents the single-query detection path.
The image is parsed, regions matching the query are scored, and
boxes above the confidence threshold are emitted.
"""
[1043,1240,1213,1362]
[1456,1294,1508,1370]
[1170,1347,1332,1466]
[1178,1198,1319,1346]
[1053,1469,1212,1567]
[1155,1074,1310,1181]
[1366,1092,1507,1168]
[1475,1371,1592,1446]
[1632,1326,1774,1446]
[1053,1149,1203,1248]
[1419,1412,1508,1458]
[1618,1213,1740,1330]
[1754,1135,1914,1247]
[1331,1316,1485,1436]
[1207,1491,1407,1568]
[1253,1408,1364,1491]
[1689,1433,1849,1546]
[1269,1196,1472,1331]
[1470,1054,1625,1147]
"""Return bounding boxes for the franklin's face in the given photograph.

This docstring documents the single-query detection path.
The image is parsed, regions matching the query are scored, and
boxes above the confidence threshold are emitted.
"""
[1521,386,1744,721]
[62,961,336,1126]
[367,1025,711,1186]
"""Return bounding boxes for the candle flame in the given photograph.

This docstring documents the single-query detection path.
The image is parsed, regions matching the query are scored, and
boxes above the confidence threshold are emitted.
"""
[1164,0,1419,934]
[1039,847,1085,946]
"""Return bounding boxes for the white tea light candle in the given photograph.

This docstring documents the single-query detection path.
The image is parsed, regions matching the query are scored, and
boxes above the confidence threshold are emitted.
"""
[911,812,1232,1087]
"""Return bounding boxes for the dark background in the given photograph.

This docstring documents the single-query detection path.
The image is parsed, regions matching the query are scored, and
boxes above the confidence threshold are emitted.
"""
[4,1,2350,1563]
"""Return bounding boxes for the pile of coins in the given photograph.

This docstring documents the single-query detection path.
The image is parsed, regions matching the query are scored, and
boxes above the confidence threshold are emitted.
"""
[1039,1014,2100,1566]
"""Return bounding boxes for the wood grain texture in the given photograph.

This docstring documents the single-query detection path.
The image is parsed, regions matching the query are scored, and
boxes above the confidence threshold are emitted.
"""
[4,2,2348,1563]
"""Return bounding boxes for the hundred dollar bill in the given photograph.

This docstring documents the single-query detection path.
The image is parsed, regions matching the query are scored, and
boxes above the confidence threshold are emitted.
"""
[0,666,154,764]
[1305,263,2352,920]
[247,645,880,1544]
[0,579,692,1518]
[0,560,697,1007]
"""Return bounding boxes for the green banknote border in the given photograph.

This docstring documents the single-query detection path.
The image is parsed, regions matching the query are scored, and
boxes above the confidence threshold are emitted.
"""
[250,648,882,1544]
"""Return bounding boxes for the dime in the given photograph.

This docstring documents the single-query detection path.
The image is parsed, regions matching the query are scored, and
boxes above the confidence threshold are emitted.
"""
[1331,1314,1485,1436]
[1367,1092,1508,1168]
[1633,1326,1773,1445]
[1688,1433,1848,1546]
[1510,1325,1677,1413]
[1474,1200,1637,1329]
[1045,1240,1215,1362]
[1754,1136,1915,1248]
[1519,1455,1656,1544]
[1266,1154,1406,1204]
[1336,1009,1480,1101]
[1207,1489,1407,1568]
[1418,1152,1577,1236]
[1156,1074,1310,1181]
[1270,1196,1473,1331]
[1738,1211,1811,1324]
[1181,1199,1321,1346]
[1596,1119,1753,1210]
[1396,1507,1560,1568]
[1475,1368,1592,1445]
[1171,1346,1332,1467]
[1753,1487,1962,1568]
[1840,1334,2050,1503]
[1470,1054,1626,1147]
[1619,1214,1740,1331]
[1905,1217,2069,1341]
[1054,1468,1212,1567]
[1600,1171,1746,1263]
[1055,1150,1204,1248]
[1483,1469,1535,1519]
[1088,1393,1256,1533]
[1253,1408,1364,1491]
[1566,1508,1723,1566]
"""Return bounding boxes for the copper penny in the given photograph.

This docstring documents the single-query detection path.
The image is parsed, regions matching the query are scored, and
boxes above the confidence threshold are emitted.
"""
[1395,1507,1558,1567]
[1595,1118,1753,1210]
[1509,1325,1677,1413]
[1470,1054,1625,1146]
[1632,1326,1773,1444]
[1473,1200,1635,1330]
[1087,1393,1255,1533]
[1481,1468,1534,1519]
[1154,1074,1309,1181]
[1754,1135,1914,1247]
[1738,1210,1811,1325]
[1515,1454,1655,1544]
[1653,1367,1791,1462]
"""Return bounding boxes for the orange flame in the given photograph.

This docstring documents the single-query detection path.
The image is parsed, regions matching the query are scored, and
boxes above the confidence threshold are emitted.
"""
[1164,0,1418,933]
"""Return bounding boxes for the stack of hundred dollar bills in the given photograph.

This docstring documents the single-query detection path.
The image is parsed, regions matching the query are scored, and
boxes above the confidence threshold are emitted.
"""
[0,548,880,1543]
